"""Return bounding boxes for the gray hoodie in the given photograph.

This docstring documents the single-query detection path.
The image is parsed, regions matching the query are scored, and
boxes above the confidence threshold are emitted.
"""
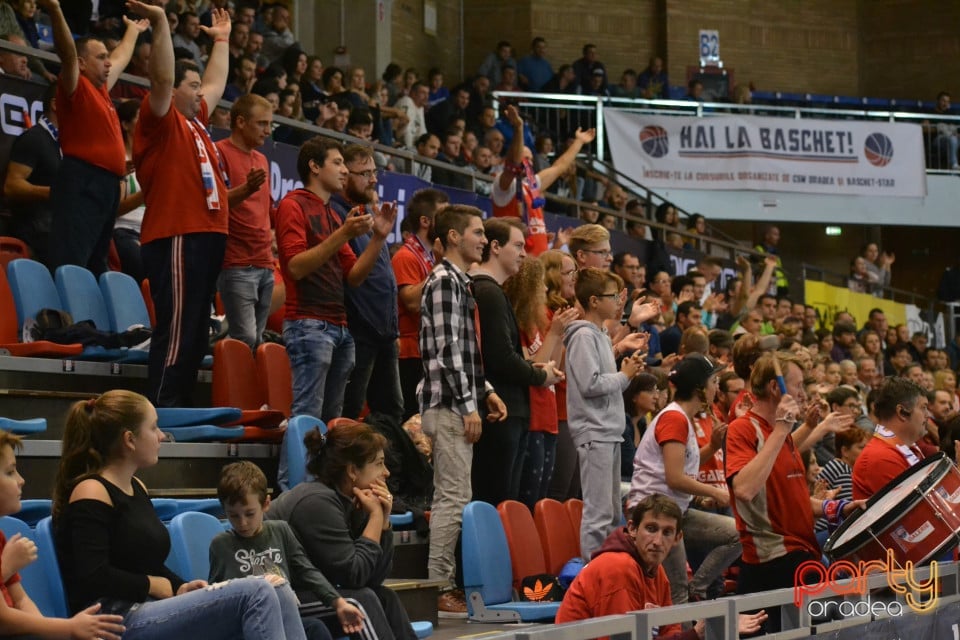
[563,320,629,447]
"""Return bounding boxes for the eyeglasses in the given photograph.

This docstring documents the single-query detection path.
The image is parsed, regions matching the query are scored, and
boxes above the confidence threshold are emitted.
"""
[583,249,612,258]
[560,268,578,277]
[348,169,377,179]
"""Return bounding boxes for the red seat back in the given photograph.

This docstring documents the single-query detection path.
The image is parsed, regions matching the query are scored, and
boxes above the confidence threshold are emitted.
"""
[565,498,583,541]
[534,498,581,574]
[0,267,19,343]
[212,338,263,410]
[255,342,292,416]
[496,500,548,592]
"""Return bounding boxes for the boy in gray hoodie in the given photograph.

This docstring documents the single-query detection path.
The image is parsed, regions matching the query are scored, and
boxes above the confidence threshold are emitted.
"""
[564,267,644,559]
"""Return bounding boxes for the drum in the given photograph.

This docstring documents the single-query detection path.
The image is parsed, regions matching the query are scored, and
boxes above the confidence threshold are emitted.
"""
[824,453,960,565]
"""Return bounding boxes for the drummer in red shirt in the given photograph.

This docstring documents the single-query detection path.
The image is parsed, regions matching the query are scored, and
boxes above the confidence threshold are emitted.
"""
[852,378,930,500]
[726,352,861,630]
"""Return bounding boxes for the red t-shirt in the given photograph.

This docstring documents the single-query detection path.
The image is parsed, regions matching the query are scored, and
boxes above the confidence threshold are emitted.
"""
[556,551,681,638]
[694,414,725,487]
[726,411,818,564]
[276,189,357,325]
[134,100,229,244]
[0,531,22,608]
[57,75,126,176]
[523,328,558,434]
[851,432,923,500]
[392,242,431,359]
[492,175,549,257]
[217,138,273,269]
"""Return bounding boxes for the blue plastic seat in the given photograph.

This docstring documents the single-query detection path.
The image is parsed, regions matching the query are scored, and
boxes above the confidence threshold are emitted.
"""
[174,498,224,519]
[285,415,326,488]
[13,499,51,526]
[162,424,246,443]
[151,498,180,521]
[156,407,243,428]
[34,516,70,617]
[0,516,63,615]
[99,271,152,332]
[167,511,225,581]
[55,265,112,332]
[461,501,560,622]
[0,417,46,435]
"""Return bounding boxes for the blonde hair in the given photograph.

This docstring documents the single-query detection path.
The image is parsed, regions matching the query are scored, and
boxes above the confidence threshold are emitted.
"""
[503,258,548,335]
[539,249,573,310]
[750,352,803,400]
[568,224,609,257]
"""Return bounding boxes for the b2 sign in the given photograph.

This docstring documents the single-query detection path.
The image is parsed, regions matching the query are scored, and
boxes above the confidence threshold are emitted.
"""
[699,29,719,64]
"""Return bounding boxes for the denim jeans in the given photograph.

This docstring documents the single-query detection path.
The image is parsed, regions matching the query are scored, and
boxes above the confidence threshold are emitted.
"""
[519,432,557,510]
[342,337,403,424]
[122,576,302,640]
[218,266,275,349]
[278,319,355,490]
[661,507,742,604]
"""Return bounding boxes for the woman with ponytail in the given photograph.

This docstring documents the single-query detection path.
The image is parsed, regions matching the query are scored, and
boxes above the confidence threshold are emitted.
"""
[52,390,302,640]
[267,420,417,640]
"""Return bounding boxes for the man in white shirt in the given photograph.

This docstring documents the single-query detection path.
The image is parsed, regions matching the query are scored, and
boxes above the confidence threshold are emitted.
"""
[396,81,429,150]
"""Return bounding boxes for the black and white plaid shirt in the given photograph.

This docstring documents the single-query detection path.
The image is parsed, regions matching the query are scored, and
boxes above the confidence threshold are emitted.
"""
[418,258,488,416]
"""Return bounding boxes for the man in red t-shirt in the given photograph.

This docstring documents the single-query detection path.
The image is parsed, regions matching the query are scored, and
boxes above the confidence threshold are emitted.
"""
[726,352,861,631]
[215,94,272,349]
[852,378,930,500]
[274,138,396,489]
[130,2,253,407]
[492,105,595,257]
[42,0,148,275]
[391,188,449,421]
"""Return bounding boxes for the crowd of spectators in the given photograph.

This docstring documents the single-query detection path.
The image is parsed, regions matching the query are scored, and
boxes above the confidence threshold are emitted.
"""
[1,1,956,636]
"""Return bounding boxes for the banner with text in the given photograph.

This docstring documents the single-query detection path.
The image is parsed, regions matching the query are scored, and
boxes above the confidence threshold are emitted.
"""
[605,110,927,197]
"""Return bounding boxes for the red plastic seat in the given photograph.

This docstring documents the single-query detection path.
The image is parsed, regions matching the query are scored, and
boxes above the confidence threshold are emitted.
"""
[0,267,83,358]
[212,338,284,429]
[256,342,292,416]
[533,499,581,574]
[497,500,549,592]
[564,498,583,541]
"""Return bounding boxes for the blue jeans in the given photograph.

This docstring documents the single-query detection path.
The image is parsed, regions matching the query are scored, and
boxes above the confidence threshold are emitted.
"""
[218,266,274,349]
[342,337,403,424]
[279,319,355,490]
[122,577,303,640]
[519,432,557,510]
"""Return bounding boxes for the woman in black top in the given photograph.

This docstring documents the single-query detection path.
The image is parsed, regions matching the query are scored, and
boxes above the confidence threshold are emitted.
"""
[52,390,301,640]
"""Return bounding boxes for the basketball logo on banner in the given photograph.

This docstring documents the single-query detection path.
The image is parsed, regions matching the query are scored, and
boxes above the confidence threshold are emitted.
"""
[864,133,894,167]
[640,125,669,158]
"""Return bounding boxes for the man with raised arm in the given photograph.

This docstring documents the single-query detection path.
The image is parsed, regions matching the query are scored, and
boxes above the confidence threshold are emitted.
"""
[40,0,148,275]
[493,105,595,256]
[126,1,238,407]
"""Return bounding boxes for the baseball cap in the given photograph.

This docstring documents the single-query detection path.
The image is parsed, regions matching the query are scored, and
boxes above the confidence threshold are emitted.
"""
[668,353,724,395]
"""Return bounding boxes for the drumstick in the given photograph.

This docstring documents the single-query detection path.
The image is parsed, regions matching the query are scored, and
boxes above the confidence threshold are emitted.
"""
[772,356,788,395]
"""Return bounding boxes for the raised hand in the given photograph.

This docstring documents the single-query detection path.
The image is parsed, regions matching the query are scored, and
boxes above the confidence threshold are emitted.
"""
[340,209,375,239]
[122,15,150,33]
[199,7,231,40]
[574,127,597,144]
[816,411,855,435]
[504,104,523,129]
[549,306,580,335]
[764,254,778,269]
[352,487,381,514]
[244,168,267,195]
[372,200,398,238]
[618,331,650,355]
[554,226,573,248]
[629,297,660,326]
[370,478,393,517]
[774,394,801,432]
[125,0,166,23]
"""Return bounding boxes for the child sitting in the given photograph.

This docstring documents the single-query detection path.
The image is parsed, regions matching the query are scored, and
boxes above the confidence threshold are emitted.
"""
[0,429,125,639]
[209,461,365,640]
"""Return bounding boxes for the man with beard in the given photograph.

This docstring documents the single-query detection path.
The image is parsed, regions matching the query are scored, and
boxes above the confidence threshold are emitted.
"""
[330,145,403,426]
[275,138,397,489]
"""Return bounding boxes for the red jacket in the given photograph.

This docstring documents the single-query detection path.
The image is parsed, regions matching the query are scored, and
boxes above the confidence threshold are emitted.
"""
[556,527,698,639]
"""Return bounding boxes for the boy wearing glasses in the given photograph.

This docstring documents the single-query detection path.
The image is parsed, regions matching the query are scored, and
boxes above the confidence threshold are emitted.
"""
[564,267,643,558]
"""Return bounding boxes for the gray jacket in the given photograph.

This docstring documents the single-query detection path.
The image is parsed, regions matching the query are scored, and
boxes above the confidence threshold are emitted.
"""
[563,320,628,447]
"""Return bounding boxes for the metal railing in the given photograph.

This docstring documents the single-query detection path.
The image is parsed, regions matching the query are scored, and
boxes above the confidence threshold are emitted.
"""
[461,562,959,640]
[491,90,960,171]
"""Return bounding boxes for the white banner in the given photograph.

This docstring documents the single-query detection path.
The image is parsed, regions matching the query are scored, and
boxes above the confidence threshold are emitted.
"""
[605,110,927,197]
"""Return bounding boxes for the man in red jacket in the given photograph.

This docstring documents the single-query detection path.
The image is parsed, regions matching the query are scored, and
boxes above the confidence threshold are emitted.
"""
[557,494,766,639]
